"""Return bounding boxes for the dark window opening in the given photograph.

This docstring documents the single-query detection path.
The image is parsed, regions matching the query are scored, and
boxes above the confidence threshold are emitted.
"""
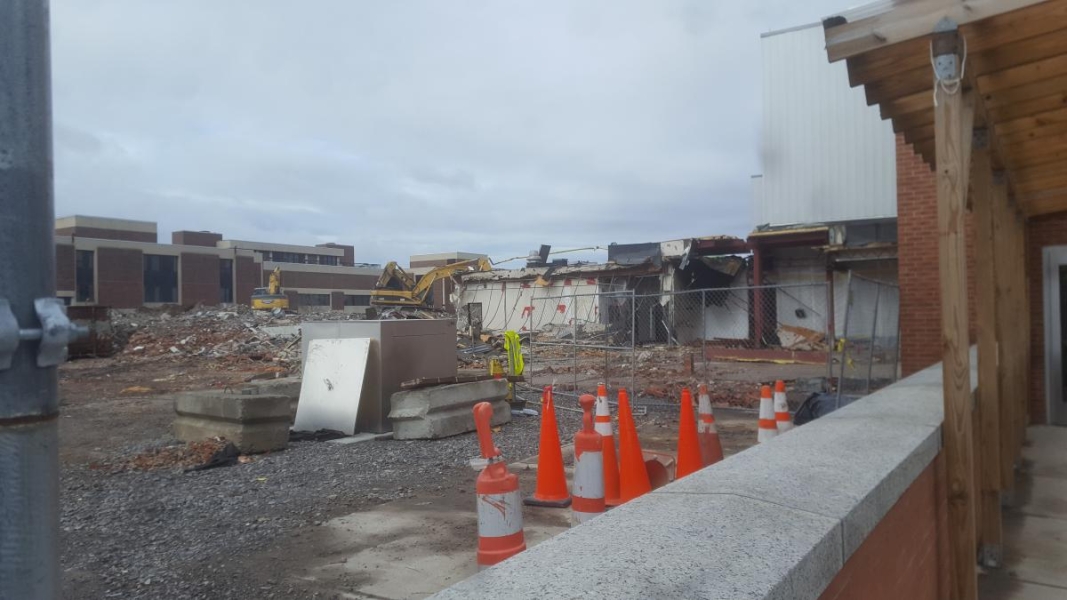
[144,255,178,303]
[299,293,331,306]
[76,250,94,303]
[344,294,371,306]
[220,259,234,304]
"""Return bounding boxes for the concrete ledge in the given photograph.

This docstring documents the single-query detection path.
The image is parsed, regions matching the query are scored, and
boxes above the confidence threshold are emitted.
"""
[173,391,291,453]
[429,353,977,599]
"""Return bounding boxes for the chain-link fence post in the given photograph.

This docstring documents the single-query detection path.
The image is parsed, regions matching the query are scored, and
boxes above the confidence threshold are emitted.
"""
[865,283,882,395]
[702,288,708,382]
[0,2,61,597]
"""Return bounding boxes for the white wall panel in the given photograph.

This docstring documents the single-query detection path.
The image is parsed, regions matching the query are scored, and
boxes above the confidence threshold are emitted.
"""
[756,24,896,227]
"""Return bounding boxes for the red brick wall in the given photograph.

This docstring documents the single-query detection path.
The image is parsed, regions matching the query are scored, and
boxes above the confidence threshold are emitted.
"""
[896,135,977,376]
[817,455,945,600]
[55,226,156,243]
[172,231,222,247]
[180,253,221,307]
[56,243,75,292]
[235,256,260,305]
[1027,211,1067,423]
[96,247,143,308]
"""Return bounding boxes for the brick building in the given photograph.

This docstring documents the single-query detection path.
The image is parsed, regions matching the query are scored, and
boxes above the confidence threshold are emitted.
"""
[55,215,381,313]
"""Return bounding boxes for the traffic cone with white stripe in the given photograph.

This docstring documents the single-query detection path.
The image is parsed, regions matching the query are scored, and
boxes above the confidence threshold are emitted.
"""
[473,402,526,569]
[697,383,724,466]
[757,385,778,443]
[774,380,794,433]
[594,383,622,506]
[572,394,605,525]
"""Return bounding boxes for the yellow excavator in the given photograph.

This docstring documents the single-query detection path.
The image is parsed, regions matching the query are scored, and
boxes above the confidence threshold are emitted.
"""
[371,257,492,309]
[251,267,290,311]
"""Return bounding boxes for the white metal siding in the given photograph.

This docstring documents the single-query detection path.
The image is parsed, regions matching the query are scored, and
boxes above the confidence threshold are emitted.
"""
[756,25,896,227]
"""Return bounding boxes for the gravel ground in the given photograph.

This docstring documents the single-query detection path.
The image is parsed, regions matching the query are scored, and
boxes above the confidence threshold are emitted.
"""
[60,393,582,600]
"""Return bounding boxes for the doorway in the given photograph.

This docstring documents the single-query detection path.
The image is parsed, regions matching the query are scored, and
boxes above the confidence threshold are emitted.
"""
[1044,246,1067,425]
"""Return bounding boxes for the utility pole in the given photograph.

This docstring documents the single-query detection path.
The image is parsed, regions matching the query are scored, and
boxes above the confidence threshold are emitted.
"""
[0,2,81,598]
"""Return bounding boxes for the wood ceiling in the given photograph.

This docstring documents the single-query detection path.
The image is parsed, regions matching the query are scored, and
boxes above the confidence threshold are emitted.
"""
[823,0,1067,217]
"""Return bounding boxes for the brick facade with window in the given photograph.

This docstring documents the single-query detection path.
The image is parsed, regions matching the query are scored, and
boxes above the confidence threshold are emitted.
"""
[897,134,1067,424]
[1026,211,1067,423]
[95,247,144,309]
[180,252,221,307]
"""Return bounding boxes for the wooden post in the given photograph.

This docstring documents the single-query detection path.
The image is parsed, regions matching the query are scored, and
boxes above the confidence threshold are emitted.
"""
[992,179,1017,493]
[1012,210,1029,457]
[752,244,765,348]
[971,130,1002,567]
[932,24,977,600]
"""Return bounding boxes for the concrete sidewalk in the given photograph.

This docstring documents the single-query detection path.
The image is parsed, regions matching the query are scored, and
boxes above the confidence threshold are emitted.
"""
[980,425,1067,599]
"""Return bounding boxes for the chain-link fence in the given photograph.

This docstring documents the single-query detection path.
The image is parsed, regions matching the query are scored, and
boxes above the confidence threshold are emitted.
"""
[836,274,901,398]
[516,283,832,403]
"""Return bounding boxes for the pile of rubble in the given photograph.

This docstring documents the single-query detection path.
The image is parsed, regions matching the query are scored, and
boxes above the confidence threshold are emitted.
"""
[107,305,367,369]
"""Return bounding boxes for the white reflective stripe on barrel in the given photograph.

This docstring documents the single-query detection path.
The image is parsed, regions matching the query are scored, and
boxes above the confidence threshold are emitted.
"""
[573,450,604,500]
[477,490,523,538]
[572,510,601,525]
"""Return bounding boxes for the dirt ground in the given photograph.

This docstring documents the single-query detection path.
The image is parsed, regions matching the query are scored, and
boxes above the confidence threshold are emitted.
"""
[57,351,767,599]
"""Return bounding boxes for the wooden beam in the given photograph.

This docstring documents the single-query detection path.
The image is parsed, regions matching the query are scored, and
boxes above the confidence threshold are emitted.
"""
[1013,209,1031,455]
[933,27,977,600]
[983,73,1067,109]
[995,115,1067,146]
[971,130,1003,567]
[1017,191,1067,216]
[824,0,1048,62]
[862,27,1067,109]
[992,177,1017,493]
[987,91,1067,124]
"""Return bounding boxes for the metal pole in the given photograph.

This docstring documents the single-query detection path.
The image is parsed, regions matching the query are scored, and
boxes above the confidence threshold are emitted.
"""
[836,271,853,407]
[865,283,882,395]
[630,291,636,395]
[825,280,834,390]
[1,1,60,597]
[701,289,707,383]
[572,296,578,393]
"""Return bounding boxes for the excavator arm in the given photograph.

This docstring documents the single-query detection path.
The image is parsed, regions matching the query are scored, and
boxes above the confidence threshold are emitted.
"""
[371,257,491,308]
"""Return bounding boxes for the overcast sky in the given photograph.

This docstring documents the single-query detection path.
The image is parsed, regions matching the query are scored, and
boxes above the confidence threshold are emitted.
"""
[51,0,849,266]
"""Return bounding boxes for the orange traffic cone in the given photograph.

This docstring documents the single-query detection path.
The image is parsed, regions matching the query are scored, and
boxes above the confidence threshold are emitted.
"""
[473,402,526,569]
[524,386,571,508]
[675,387,703,479]
[774,380,794,433]
[697,383,724,465]
[594,383,622,506]
[572,394,605,525]
[616,388,651,503]
[758,384,778,443]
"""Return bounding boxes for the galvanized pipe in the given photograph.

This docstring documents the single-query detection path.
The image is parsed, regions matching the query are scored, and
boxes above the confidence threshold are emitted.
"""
[0,1,60,598]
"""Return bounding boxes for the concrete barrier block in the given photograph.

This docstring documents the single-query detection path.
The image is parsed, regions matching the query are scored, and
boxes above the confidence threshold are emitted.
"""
[389,379,510,440]
[238,377,302,421]
[173,391,291,453]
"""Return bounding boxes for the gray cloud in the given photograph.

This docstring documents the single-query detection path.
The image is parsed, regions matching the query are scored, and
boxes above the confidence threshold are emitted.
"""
[51,0,847,266]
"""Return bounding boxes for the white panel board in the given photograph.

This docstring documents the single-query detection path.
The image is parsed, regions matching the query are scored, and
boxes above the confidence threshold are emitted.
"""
[295,338,373,435]
[756,24,896,227]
